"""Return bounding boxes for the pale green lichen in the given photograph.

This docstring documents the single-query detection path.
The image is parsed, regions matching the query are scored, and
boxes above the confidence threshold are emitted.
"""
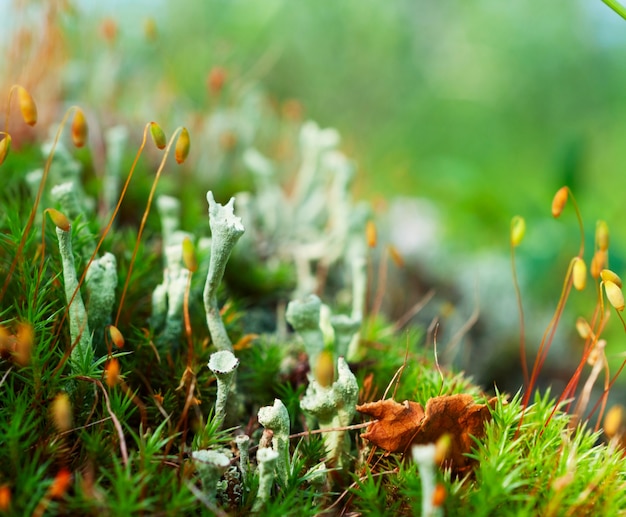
[208,350,239,426]
[102,125,129,216]
[285,294,324,370]
[330,314,361,360]
[55,225,93,374]
[43,137,95,214]
[300,358,358,466]
[191,449,231,504]
[235,434,250,486]
[51,181,96,260]
[236,121,366,298]
[85,252,117,351]
[152,231,193,347]
[203,191,245,352]
[156,195,181,248]
[252,447,279,513]
[257,398,290,485]
[412,444,442,517]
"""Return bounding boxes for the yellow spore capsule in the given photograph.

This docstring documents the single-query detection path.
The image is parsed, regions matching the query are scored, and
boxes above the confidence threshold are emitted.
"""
[575,317,591,340]
[314,349,335,388]
[572,257,587,291]
[601,269,622,288]
[46,208,71,232]
[50,392,73,433]
[105,358,121,387]
[604,280,625,311]
[108,325,125,349]
[16,86,37,126]
[366,220,377,248]
[149,121,166,150]
[604,404,626,439]
[182,237,198,273]
[596,220,609,252]
[510,215,526,247]
[551,186,568,218]
[175,127,190,164]
[590,250,606,279]
[71,108,88,148]
[0,135,12,166]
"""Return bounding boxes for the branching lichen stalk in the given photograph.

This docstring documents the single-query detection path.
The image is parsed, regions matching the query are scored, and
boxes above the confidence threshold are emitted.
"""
[252,448,279,513]
[203,191,245,352]
[56,226,93,374]
[235,434,250,485]
[257,398,290,484]
[85,252,117,350]
[286,294,324,368]
[300,358,358,466]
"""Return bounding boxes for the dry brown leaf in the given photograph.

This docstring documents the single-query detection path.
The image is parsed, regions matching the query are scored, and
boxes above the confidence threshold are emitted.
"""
[357,393,497,474]
[356,398,425,453]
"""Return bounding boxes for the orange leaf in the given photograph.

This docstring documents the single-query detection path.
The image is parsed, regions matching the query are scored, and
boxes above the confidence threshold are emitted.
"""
[357,393,497,474]
[356,398,425,453]
[412,394,495,472]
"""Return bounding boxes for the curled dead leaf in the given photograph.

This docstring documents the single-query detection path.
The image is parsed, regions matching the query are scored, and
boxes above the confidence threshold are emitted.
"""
[357,393,498,474]
[356,398,425,453]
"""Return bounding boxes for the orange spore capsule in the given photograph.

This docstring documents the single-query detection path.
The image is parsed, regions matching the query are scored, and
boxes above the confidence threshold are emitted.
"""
[366,220,377,248]
[551,186,568,218]
[46,208,71,232]
[604,280,625,312]
[149,122,166,150]
[0,135,12,166]
[71,109,88,148]
[108,325,125,348]
[596,220,609,252]
[572,257,587,291]
[510,215,526,247]
[590,250,607,279]
[175,128,190,164]
[182,237,197,273]
[601,269,622,288]
[16,85,37,126]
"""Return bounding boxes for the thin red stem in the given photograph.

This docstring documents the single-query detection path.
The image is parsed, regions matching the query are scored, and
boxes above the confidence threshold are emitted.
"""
[115,128,183,326]
[511,243,528,387]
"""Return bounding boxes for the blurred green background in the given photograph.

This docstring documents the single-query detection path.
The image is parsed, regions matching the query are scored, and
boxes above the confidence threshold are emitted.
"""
[55,0,626,248]
[4,0,626,389]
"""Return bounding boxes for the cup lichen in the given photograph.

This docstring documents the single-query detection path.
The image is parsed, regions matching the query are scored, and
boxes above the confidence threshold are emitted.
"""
[207,350,240,425]
[300,357,358,466]
[285,294,324,370]
[191,449,231,504]
[252,447,279,513]
[203,191,245,352]
[257,398,290,484]
[55,224,93,374]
